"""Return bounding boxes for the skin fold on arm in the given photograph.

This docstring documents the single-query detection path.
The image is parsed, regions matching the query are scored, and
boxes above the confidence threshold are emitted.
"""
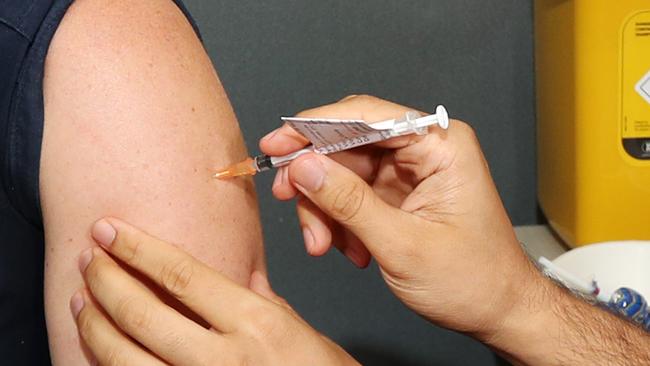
[39,0,265,364]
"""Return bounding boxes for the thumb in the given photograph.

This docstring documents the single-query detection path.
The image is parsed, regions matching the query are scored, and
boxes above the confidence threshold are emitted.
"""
[288,153,413,261]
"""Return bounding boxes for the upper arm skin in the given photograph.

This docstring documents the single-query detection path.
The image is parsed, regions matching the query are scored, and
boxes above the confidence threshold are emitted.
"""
[40,0,265,364]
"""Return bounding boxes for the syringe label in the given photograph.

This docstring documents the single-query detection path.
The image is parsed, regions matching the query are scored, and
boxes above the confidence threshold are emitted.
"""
[282,117,394,154]
[315,130,393,154]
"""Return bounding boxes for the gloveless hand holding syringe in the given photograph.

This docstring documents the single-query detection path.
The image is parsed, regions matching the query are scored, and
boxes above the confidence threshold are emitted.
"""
[214,105,450,179]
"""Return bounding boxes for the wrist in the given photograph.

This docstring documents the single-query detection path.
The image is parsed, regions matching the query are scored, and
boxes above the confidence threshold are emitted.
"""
[478,261,565,364]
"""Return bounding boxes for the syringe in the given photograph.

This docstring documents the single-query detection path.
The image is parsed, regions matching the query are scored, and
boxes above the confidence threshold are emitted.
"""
[213,147,315,179]
[214,105,449,180]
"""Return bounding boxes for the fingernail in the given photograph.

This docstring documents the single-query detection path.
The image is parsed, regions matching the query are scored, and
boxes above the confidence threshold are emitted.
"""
[303,227,316,254]
[92,219,116,248]
[292,157,325,192]
[261,129,279,142]
[79,248,93,273]
[70,291,85,319]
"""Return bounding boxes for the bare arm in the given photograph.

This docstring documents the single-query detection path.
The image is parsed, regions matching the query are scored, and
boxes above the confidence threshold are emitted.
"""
[40,0,264,364]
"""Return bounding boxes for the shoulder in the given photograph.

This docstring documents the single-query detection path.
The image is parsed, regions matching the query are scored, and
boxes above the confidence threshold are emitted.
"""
[42,0,219,148]
[46,0,204,85]
[51,0,197,41]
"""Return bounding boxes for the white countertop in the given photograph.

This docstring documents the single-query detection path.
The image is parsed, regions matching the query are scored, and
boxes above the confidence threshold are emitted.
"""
[514,225,570,260]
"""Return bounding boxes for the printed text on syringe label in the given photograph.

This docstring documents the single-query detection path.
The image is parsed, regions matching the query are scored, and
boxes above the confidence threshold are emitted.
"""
[316,130,393,154]
[282,117,394,154]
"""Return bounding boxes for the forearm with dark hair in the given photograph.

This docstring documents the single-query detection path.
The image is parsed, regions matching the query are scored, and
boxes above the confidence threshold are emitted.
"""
[482,263,650,365]
[551,281,650,365]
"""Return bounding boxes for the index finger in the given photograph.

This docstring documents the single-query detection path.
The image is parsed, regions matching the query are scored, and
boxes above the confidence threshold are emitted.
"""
[90,218,262,333]
[259,95,425,156]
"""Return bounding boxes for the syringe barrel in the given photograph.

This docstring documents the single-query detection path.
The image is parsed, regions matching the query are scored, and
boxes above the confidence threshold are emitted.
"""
[268,147,316,168]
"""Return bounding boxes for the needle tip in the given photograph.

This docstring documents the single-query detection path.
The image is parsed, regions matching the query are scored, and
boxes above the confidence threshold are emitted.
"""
[213,170,232,180]
[214,157,257,180]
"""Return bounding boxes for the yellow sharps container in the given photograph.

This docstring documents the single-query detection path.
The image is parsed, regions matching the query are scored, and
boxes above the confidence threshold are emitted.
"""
[535,1,650,247]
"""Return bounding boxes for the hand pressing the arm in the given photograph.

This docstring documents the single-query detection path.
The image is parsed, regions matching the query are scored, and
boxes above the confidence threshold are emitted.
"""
[71,218,358,366]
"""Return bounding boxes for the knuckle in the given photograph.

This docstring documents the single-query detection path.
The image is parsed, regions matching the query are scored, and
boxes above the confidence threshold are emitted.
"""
[77,310,94,342]
[456,120,478,140]
[276,296,292,310]
[338,94,380,106]
[338,94,359,102]
[84,256,107,288]
[242,304,284,339]
[294,109,310,118]
[120,235,143,266]
[104,347,129,366]
[83,257,100,283]
[453,120,488,165]
[327,182,367,224]
[349,94,376,103]
[115,296,153,332]
[162,329,189,350]
[158,257,195,297]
